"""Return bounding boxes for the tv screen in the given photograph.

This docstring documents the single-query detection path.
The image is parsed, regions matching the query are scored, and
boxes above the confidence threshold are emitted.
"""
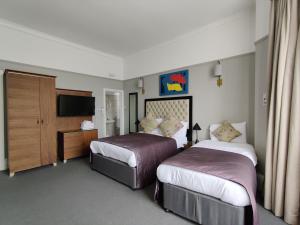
[58,95,95,116]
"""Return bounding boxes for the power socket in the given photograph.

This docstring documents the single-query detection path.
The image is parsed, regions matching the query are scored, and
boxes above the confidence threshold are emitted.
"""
[263,93,268,106]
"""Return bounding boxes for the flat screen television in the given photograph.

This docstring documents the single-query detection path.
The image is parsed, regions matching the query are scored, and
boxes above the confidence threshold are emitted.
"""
[57,95,95,116]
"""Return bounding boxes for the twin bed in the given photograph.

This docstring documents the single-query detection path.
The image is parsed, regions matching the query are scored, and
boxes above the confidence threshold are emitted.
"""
[156,140,257,225]
[90,96,258,225]
[90,96,192,189]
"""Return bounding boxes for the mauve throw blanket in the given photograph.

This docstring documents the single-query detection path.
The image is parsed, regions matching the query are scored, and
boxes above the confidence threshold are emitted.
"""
[155,147,258,225]
[100,133,177,188]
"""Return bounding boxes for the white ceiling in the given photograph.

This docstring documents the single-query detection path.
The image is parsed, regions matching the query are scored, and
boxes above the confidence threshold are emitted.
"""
[0,0,254,57]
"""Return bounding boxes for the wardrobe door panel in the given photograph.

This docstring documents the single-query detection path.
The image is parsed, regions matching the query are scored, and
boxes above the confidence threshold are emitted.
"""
[39,77,57,165]
[6,72,41,172]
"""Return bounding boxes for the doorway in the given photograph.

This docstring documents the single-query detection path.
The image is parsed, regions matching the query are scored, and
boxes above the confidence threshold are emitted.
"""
[103,89,124,137]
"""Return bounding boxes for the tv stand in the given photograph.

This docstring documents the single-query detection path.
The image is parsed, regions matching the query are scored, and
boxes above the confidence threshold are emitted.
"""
[58,129,98,162]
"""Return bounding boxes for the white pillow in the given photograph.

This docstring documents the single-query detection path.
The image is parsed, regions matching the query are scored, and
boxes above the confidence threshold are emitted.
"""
[156,118,163,125]
[172,121,188,139]
[210,121,247,143]
[150,128,163,136]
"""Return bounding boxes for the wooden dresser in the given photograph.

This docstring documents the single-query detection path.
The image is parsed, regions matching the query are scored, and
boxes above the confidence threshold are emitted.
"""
[5,70,57,177]
[58,129,98,163]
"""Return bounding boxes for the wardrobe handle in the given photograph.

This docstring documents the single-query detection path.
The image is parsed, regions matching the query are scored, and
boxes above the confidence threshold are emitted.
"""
[37,119,40,124]
[41,119,44,124]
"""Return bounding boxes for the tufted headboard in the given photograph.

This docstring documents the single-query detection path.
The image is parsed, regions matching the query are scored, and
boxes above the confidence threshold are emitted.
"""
[144,96,193,141]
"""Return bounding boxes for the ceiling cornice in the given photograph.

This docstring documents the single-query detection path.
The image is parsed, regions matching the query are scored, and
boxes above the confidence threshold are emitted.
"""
[0,18,123,62]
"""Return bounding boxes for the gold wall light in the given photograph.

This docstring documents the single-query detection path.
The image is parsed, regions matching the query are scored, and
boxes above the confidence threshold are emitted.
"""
[137,77,145,94]
[214,60,223,87]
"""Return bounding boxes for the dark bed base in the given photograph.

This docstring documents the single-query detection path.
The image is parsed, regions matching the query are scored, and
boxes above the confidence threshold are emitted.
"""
[162,183,253,225]
[90,152,138,189]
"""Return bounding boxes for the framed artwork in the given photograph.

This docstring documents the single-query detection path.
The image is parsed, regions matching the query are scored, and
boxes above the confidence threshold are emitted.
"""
[159,70,189,96]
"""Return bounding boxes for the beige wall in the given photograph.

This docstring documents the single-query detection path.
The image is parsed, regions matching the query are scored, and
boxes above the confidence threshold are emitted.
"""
[0,48,268,174]
[254,37,269,174]
[0,60,123,171]
[124,53,255,145]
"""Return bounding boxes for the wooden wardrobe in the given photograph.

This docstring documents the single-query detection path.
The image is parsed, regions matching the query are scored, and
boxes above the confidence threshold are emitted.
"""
[5,70,57,177]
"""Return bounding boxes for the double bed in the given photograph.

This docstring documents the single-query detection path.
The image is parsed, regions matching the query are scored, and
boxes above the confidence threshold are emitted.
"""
[90,96,193,189]
[156,133,258,225]
[90,131,188,168]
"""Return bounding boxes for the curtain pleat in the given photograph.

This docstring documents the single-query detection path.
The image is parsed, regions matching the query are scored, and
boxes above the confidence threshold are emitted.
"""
[284,24,300,225]
[264,0,300,225]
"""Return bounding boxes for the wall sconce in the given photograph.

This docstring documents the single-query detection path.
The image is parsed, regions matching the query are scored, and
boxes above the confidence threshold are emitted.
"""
[137,77,145,94]
[214,60,223,87]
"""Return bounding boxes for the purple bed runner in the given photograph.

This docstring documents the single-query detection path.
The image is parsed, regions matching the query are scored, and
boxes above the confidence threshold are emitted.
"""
[99,133,177,188]
[155,147,258,225]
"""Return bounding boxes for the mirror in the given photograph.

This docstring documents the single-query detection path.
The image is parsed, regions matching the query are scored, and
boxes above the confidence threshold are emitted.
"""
[129,92,138,133]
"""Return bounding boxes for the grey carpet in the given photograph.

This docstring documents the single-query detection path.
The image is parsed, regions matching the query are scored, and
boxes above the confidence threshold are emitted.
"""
[0,158,287,225]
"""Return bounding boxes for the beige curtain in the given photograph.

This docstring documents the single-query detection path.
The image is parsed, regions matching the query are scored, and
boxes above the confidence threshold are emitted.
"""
[264,0,300,225]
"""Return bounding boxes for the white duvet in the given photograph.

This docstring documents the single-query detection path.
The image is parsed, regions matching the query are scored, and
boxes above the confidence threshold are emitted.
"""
[90,134,187,167]
[157,140,257,207]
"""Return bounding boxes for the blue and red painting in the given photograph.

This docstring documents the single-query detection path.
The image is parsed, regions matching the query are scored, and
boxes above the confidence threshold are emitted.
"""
[159,70,189,96]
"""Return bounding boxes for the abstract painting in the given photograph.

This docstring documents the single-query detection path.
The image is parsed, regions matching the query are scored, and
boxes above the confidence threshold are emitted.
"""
[159,70,189,96]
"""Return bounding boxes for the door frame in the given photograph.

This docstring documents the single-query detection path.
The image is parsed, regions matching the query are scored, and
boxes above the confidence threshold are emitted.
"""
[103,88,124,137]
[129,92,138,133]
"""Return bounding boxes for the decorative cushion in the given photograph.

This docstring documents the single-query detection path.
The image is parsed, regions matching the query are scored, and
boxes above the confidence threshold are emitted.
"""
[159,117,183,137]
[212,121,241,142]
[210,121,247,143]
[140,113,159,133]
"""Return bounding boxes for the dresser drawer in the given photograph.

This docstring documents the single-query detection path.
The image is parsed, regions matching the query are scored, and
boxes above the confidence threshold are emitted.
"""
[58,129,98,161]
[64,132,84,150]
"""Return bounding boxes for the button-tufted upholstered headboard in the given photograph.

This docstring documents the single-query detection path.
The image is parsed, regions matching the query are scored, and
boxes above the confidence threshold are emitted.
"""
[144,96,193,141]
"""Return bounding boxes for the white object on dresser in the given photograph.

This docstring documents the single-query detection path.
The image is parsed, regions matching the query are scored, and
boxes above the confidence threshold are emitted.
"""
[81,120,95,130]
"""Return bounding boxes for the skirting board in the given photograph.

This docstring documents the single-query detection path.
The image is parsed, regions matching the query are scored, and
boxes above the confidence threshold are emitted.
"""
[0,158,7,171]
